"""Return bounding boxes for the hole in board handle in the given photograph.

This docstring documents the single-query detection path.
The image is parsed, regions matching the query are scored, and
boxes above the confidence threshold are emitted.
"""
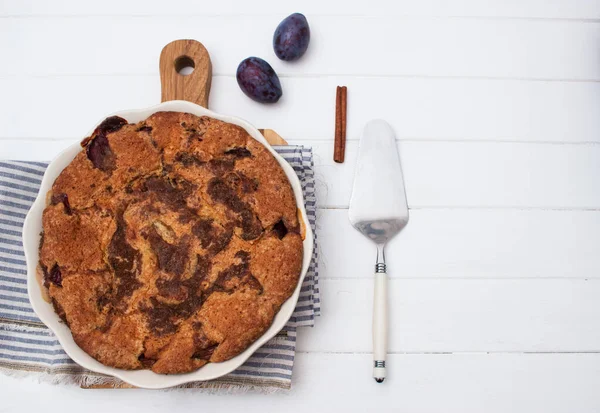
[174,55,195,76]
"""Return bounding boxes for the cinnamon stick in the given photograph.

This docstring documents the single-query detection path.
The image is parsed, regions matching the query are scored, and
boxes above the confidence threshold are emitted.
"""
[334,86,347,163]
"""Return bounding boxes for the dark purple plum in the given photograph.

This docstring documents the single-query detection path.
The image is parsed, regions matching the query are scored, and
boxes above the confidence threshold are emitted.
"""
[86,133,116,172]
[273,13,310,61]
[272,220,288,239]
[236,57,282,103]
[43,263,62,287]
[94,116,128,135]
[82,116,126,173]
[51,193,72,215]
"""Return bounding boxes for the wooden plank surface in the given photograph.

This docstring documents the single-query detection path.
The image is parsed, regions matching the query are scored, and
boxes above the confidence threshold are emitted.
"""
[307,140,600,209]
[2,0,600,19]
[1,17,599,79]
[317,209,600,280]
[2,139,599,209]
[296,279,600,353]
[2,75,600,143]
[0,139,600,210]
[2,353,599,413]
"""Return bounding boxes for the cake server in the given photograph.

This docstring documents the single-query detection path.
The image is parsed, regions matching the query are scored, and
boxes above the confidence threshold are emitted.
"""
[348,119,409,383]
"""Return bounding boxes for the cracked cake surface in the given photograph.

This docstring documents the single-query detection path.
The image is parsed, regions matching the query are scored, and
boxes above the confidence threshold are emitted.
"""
[38,112,303,374]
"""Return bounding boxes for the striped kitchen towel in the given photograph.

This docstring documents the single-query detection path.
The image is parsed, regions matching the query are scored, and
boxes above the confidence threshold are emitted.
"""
[0,145,319,391]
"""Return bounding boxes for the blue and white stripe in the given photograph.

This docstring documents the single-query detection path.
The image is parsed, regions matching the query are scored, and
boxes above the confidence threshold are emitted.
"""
[0,147,319,390]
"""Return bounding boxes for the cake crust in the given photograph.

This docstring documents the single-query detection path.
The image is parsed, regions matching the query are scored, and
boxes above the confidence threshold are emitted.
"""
[39,112,303,374]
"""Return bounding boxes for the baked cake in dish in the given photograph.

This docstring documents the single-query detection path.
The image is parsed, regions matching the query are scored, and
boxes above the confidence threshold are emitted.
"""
[38,112,303,374]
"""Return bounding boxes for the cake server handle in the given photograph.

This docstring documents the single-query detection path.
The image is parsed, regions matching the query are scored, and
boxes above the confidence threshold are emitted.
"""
[373,244,387,383]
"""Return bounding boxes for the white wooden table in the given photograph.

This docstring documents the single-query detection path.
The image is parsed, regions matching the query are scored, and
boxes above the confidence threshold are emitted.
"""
[2,1,600,411]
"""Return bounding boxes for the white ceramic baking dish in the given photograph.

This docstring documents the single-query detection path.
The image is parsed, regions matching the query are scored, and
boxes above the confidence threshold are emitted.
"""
[22,98,313,389]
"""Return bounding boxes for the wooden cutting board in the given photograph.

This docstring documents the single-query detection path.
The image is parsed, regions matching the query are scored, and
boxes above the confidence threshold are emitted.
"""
[83,39,287,389]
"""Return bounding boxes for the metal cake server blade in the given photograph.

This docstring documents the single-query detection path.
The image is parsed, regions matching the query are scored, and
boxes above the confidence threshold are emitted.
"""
[348,119,409,383]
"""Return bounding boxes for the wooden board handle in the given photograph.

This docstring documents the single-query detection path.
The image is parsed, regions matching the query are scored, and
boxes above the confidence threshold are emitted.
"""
[160,39,212,108]
[157,39,288,146]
